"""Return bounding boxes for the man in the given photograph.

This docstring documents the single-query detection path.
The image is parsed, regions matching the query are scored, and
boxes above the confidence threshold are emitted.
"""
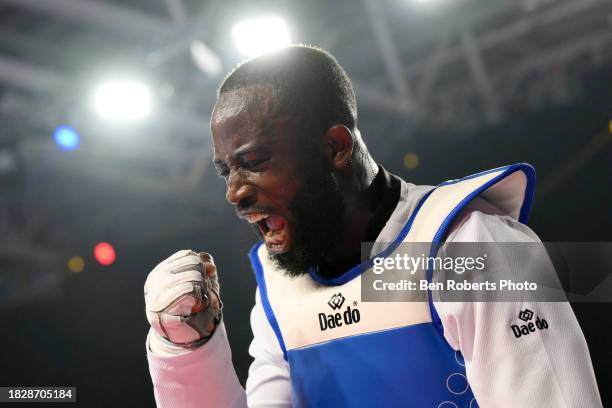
[144,45,601,407]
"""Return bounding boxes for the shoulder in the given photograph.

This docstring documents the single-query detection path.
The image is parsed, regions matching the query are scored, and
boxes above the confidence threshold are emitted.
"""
[446,207,541,243]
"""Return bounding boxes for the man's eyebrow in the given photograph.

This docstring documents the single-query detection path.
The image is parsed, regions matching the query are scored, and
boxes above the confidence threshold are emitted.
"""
[212,145,269,169]
[234,144,269,159]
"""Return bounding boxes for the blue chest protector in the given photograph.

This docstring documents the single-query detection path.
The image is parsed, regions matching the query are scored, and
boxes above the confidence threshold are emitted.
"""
[250,164,535,408]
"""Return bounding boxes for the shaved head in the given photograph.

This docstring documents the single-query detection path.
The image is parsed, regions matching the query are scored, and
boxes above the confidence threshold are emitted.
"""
[218,45,357,135]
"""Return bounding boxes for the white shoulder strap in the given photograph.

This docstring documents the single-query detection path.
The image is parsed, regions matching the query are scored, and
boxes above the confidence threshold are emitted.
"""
[405,163,536,244]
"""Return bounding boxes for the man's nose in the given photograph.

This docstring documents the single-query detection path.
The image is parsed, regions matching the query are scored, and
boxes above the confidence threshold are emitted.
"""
[225,172,256,207]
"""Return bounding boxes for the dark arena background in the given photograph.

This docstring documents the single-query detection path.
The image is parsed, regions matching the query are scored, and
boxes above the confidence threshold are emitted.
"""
[0,0,611,406]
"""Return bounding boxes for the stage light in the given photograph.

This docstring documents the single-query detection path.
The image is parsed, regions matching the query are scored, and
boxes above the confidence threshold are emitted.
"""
[68,256,85,273]
[93,80,152,120]
[190,40,223,76]
[94,242,116,266]
[53,125,80,151]
[232,17,290,57]
[403,152,420,169]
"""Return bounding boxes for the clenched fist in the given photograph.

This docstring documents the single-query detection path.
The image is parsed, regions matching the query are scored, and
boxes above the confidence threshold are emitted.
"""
[144,250,222,347]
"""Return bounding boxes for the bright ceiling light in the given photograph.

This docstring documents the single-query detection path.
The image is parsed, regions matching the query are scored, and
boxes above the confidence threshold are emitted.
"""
[232,17,290,58]
[93,80,152,120]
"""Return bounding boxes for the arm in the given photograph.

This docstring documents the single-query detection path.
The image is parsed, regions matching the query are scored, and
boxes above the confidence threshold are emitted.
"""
[145,250,245,408]
[435,211,602,407]
[145,249,291,408]
[147,322,246,408]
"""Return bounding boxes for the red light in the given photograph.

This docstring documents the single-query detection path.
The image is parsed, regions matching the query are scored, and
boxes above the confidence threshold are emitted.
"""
[94,242,116,266]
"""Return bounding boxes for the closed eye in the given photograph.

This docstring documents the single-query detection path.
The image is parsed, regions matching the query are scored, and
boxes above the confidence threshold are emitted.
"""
[243,157,270,171]
[213,155,270,179]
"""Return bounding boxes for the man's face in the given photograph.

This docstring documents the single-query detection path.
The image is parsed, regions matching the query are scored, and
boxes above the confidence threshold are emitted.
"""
[211,85,345,276]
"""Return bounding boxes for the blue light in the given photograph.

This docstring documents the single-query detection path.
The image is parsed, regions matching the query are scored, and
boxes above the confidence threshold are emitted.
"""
[53,125,80,151]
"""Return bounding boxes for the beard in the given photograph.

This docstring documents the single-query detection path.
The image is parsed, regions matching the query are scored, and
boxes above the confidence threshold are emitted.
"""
[268,164,346,277]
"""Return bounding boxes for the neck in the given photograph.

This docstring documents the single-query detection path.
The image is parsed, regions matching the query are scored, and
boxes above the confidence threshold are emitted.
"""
[351,130,379,191]
[318,151,386,277]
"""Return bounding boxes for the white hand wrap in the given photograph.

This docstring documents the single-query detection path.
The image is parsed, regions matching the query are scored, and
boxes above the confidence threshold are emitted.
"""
[144,250,222,347]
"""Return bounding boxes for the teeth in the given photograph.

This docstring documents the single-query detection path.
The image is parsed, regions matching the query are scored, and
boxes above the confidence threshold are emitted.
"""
[266,229,280,237]
[266,228,285,244]
[246,213,268,224]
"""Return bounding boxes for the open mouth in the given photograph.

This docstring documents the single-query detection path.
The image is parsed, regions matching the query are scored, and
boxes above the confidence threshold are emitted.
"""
[244,213,290,254]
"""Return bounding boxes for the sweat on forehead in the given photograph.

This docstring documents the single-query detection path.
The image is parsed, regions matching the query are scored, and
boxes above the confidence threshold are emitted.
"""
[212,84,280,127]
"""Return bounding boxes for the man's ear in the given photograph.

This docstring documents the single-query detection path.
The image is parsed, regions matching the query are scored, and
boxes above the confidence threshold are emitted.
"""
[325,125,354,169]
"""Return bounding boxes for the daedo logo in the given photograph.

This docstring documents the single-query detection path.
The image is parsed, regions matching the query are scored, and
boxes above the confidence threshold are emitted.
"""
[518,309,533,322]
[511,308,549,338]
[328,293,345,310]
[319,293,361,331]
